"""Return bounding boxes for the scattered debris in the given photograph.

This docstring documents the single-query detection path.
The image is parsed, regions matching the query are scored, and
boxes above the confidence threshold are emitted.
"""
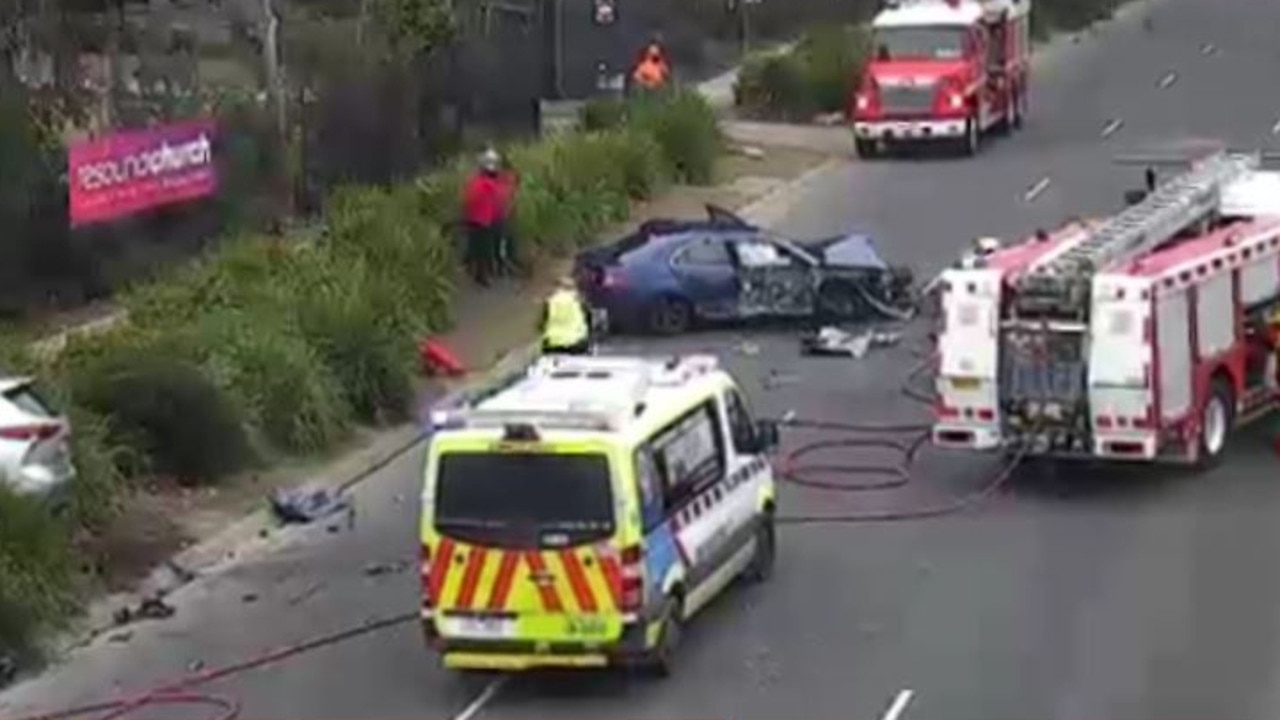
[738,341,760,357]
[269,485,353,526]
[258,528,270,539]
[736,144,766,160]
[813,111,844,126]
[187,659,205,672]
[241,593,259,604]
[107,631,133,644]
[761,369,799,390]
[364,560,411,577]
[418,338,466,377]
[113,596,176,626]
[801,327,901,358]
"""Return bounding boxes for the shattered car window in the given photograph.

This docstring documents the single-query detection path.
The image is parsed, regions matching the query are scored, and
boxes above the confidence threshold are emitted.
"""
[737,242,792,267]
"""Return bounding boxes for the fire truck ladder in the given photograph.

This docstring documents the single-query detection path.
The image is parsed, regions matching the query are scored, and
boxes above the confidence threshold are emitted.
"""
[1016,151,1257,316]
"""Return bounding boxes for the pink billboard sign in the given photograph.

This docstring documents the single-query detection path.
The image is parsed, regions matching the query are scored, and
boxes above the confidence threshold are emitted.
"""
[68,119,219,228]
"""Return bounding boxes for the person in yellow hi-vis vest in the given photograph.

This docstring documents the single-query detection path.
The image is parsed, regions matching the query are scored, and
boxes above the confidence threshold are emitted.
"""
[540,275,591,355]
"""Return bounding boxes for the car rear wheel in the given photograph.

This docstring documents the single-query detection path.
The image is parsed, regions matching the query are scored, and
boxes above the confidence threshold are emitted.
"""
[646,296,692,335]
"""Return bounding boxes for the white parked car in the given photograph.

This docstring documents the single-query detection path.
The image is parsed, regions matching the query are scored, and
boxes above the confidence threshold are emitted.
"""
[0,376,76,499]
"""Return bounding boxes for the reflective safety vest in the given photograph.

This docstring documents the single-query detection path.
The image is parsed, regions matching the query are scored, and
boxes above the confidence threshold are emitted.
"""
[543,289,589,348]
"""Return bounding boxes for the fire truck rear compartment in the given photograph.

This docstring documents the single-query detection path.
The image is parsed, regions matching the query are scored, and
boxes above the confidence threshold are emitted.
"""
[998,326,1091,452]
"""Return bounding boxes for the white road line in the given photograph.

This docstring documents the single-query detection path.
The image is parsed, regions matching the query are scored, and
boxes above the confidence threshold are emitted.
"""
[1271,117,1280,135]
[454,677,507,720]
[1023,176,1051,202]
[881,689,915,720]
[1200,42,1217,55]
[1158,71,1178,88]
[1101,118,1124,138]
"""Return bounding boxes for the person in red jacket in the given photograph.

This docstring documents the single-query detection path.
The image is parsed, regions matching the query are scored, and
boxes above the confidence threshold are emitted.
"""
[461,148,516,285]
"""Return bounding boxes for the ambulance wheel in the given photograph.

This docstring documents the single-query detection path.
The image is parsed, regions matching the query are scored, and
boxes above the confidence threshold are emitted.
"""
[1196,377,1235,469]
[743,512,776,583]
[644,597,684,678]
[646,295,692,335]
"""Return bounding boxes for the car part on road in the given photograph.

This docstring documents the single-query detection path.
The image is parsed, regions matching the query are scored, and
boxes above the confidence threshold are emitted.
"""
[268,485,353,526]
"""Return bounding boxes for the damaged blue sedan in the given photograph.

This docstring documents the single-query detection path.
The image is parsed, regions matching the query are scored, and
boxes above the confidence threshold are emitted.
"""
[573,205,916,335]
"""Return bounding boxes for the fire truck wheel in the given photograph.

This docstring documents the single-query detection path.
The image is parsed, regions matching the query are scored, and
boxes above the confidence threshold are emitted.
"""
[1197,377,1235,467]
[1011,89,1025,129]
[960,116,980,157]
[855,138,878,159]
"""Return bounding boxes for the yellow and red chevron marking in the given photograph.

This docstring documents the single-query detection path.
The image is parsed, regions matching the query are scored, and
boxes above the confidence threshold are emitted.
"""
[428,541,623,614]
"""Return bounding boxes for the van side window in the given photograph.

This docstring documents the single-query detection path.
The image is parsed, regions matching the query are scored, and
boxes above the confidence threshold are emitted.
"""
[723,390,757,453]
[648,400,726,511]
[634,447,665,530]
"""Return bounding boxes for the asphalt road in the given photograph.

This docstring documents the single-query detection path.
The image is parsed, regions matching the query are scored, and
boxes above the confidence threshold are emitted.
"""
[4,0,1280,718]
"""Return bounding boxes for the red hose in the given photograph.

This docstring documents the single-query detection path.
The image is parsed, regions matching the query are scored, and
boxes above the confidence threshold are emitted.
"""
[10,613,417,720]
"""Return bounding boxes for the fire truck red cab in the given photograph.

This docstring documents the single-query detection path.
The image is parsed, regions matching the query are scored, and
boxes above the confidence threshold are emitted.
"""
[851,0,1031,158]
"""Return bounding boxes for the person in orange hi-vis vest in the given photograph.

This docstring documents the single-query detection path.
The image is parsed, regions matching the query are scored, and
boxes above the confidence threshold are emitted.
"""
[631,41,671,92]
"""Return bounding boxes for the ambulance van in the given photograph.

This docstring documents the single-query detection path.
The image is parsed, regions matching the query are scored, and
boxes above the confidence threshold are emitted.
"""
[420,354,779,675]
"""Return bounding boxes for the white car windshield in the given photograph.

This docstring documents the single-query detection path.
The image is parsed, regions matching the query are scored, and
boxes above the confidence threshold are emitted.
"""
[874,26,966,61]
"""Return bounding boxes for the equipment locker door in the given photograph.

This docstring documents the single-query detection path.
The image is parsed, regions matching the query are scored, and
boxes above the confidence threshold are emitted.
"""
[1157,290,1193,421]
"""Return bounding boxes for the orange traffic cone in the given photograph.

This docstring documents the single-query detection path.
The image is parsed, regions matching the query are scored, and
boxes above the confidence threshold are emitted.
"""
[418,338,466,377]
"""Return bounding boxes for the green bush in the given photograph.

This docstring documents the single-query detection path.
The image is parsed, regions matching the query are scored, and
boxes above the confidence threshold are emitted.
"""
[628,91,722,185]
[735,25,870,120]
[194,311,350,455]
[579,96,628,131]
[62,407,130,533]
[0,484,77,665]
[60,331,253,484]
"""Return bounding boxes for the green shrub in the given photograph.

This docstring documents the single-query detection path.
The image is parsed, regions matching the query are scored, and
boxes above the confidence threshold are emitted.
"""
[63,407,131,533]
[293,262,416,424]
[628,91,722,185]
[735,25,870,119]
[0,484,77,664]
[796,25,871,113]
[324,185,456,333]
[579,96,628,131]
[61,331,253,484]
[195,311,350,455]
[735,51,811,120]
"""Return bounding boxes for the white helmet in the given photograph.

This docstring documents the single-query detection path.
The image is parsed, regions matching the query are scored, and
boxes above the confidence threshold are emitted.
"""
[974,236,1001,255]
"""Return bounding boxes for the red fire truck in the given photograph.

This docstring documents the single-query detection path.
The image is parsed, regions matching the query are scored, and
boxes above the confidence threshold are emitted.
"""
[850,0,1032,158]
[932,150,1280,468]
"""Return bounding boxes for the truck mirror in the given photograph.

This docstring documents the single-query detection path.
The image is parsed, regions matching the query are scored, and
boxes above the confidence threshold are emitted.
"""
[754,419,780,452]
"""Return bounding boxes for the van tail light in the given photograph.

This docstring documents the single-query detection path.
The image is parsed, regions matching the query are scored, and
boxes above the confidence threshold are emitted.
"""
[0,423,61,442]
[420,543,433,609]
[620,545,644,612]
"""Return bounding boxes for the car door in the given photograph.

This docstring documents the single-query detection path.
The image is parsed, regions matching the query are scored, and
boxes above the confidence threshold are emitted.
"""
[730,236,818,318]
[669,236,740,320]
